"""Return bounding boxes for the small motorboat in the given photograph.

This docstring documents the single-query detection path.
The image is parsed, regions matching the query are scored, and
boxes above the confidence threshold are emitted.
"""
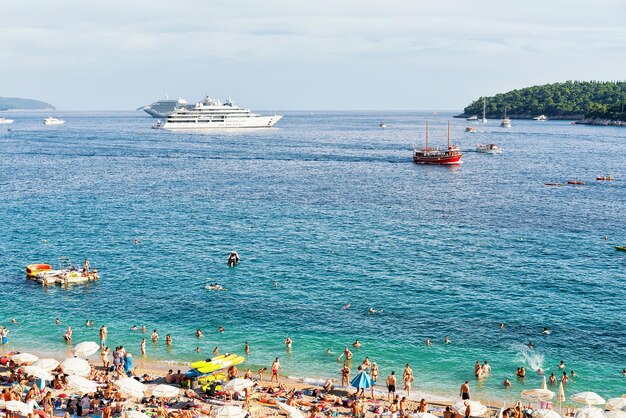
[596,176,615,181]
[475,143,502,154]
[206,283,227,291]
[43,117,65,125]
[466,115,478,121]
[545,183,564,187]
[616,246,626,251]
[567,180,585,185]
[533,115,548,121]
[465,127,477,132]
[26,264,53,278]
[379,122,387,128]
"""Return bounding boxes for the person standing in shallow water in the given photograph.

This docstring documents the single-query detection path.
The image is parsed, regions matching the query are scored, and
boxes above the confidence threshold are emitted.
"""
[140,338,146,356]
[341,363,350,387]
[460,381,470,400]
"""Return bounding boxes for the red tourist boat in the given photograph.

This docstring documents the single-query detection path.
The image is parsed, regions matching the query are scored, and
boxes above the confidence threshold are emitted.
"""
[413,121,463,165]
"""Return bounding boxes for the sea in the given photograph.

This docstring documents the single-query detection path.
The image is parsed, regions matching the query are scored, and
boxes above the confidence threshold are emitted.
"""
[0,111,624,403]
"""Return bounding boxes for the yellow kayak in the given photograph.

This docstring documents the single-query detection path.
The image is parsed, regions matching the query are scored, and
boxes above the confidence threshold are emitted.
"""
[26,264,53,278]
[198,372,227,385]
[190,354,236,370]
[197,355,245,374]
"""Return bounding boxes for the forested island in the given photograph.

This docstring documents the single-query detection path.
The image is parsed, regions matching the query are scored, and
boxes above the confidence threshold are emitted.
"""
[457,81,626,125]
[0,96,55,111]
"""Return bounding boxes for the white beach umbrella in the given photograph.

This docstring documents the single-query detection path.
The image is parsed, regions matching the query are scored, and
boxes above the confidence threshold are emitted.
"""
[277,402,304,418]
[535,410,563,418]
[606,398,626,412]
[125,411,151,418]
[606,412,626,418]
[575,407,607,418]
[114,377,146,398]
[453,400,488,417]
[557,382,566,403]
[571,392,606,405]
[5,400,33,415]
[222,378,254,392]
[212,405,248,418]
[522,389,556,402]
[62,357,91,376]
[410,413,439,418]
[150,384,180,398]
[73,341,100,357]
[11,353,39,364]
[34,358,60,372]
[66,375,99,394]
[22,366,54,381]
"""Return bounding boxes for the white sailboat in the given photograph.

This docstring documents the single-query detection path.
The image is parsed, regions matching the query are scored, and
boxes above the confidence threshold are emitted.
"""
[480,99,488,124]
[500,106,511,128]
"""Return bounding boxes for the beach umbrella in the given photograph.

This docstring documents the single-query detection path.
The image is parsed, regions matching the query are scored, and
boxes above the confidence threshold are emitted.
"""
[606,399,626,412]
[5,400,34,415]
[66,375,99,393]
[571,392,606,406]
[22,366,54,381]
[542,376,548,390]
[212,405,248,418]
[62,357,91,376]
[350,370,374,389]
[522,389,556,402]
[410,413,439,418]
[535,410,563,418]
[557,382,566,403]
[222,378,254,392]
[151,384,180,398]
[606,412,626,418]
[125,411,151,418]
[114,377,146,398]
[73,341,100,357]
[33,358,60,372]
[276,402,304,418]
[11,353,39,364]
[453,401,488,417]
[575,407,607,418]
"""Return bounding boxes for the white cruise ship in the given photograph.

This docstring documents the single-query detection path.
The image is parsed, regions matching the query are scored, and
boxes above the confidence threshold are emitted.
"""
[140,96,195,118]
[157,96,282,130]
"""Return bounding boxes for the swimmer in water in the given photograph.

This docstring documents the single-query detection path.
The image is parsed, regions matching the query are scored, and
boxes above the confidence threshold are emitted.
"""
[131,325,138,331]
[213,346,219,355]
[527,340,534,349]
[558,360,565,369]
[499,323,505,330]
[284,336,292,351]
[353,340,361,348]
[342,303,351,310]
[11,319,18,324]
[245,341,250,354]
[622,368,626,376]
[326,348,331,354]
[542,327,551,335]
[444,336,450,344]
[218,325,224,333]
[425,339,432,346]
[134,239,140,245]
[537,368,544,375]
[55,317,61,325]
[503,378,511,388]
[273,281,278,287]
[195,346,200,353]
[196,329,203,338]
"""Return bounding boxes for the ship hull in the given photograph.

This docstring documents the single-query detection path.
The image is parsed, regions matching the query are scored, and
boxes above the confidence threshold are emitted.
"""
[159,115,283,130]
[413,154,463,165]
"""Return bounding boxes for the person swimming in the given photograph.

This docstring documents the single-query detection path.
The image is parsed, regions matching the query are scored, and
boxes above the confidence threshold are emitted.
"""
[499,323,505,330]
[425,339,432,346]
[542,327,551,335]
[342,303,351,310]
[353,340,361,348]
[444,336,451,344]
[527,340,534,349]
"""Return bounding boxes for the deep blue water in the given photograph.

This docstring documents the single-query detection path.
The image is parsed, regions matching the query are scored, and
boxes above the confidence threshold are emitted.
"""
[0,111,624,402]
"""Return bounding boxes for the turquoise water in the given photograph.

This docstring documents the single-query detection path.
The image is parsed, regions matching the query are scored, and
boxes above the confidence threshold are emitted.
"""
[0,111,624,403]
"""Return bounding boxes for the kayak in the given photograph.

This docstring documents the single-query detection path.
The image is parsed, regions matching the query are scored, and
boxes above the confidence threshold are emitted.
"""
[197,355,245,374]
[198,372,227,385]
[616,246,626,251]
[190,354,236,370]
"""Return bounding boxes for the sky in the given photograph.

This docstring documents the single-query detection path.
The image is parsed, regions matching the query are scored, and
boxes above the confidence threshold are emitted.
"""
[1,0,625,111]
